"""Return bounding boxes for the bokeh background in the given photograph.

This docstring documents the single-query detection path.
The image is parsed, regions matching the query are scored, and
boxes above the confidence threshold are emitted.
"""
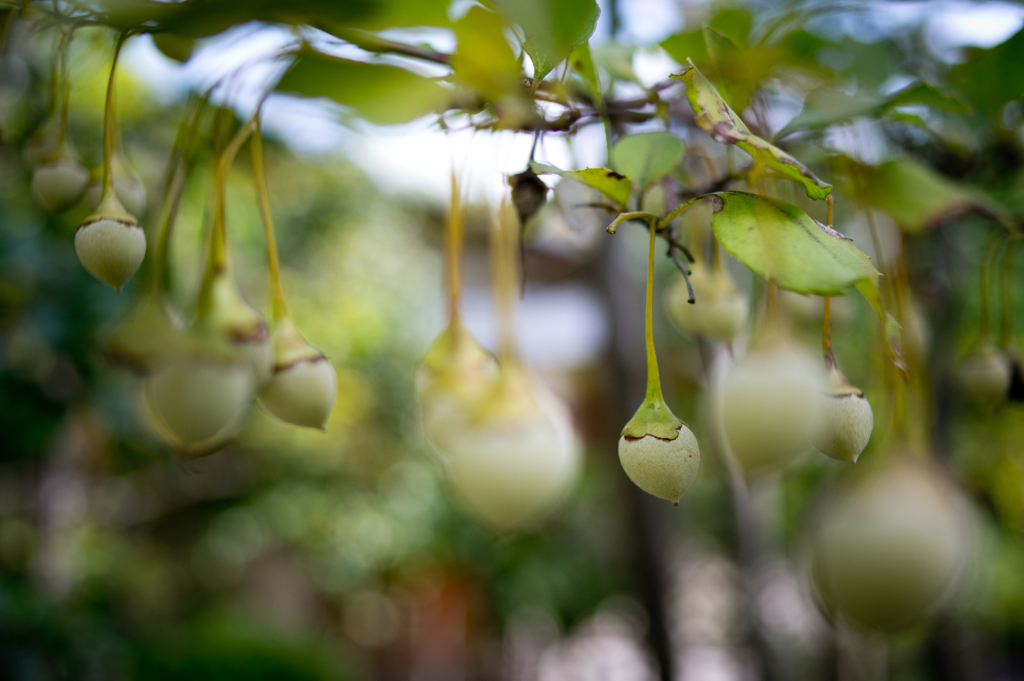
[1,0,1024,679]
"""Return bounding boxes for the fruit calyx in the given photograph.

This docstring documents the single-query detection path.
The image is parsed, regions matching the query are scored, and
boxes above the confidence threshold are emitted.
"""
[196,271,269,345]
[269,316,325,371]
[621,394,684,442]
[79,192,139,230]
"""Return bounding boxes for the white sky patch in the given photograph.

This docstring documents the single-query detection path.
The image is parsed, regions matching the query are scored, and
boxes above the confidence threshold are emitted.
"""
[927,1,1024,49]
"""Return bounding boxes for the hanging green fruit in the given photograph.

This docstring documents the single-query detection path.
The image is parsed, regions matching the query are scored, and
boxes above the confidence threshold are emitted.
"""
[618,219,700,504]
[250,119,337,430]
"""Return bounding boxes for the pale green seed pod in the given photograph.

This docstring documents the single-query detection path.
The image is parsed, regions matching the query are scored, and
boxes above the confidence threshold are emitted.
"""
[32,150,89,213]
[258,317,337,429]
[814,365,873,464]
[145,353,256,457]
[104,291,183,373]
[197,273,273,386]
[617,382,700,504]
[809,455,971,634]
[719,339,824,475]
[444,369,581,532]
[959,344,1010,407]
[416,320,499,459]
[666,264,749,343]
[618,425,699,504]
[74,193,146,292]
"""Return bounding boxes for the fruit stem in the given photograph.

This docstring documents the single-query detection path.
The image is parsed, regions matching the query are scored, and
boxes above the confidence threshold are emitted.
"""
[446,168,463,329]
[494,201,520,366]
[979,231,1003,342]
[210,116,255,272]
[151,96,206,297]
[823,296,836,369]
[657,196,704,231]
[102,30,129,200]
[1000,238,1019,347]
[56,29,72,145]
[644,217,665,403]
[251,115,290,322]
[826,194,834,227]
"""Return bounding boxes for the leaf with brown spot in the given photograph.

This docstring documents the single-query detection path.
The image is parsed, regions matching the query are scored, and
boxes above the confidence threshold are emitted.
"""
[673,61,832,201]
[531,162,632,208]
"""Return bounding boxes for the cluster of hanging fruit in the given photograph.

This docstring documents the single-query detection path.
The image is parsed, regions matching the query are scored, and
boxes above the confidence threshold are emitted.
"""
[27,29,336,456]
[416,180,581,533]
[958,238,1022,408]
[598,186,972,636]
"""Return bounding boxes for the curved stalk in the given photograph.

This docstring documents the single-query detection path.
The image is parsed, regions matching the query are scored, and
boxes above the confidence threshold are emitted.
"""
[1000,238,1019,347]
[979,232,1003,342]
[644,217,664,403]
[446,169,463,328]
[823,296,835,369]
[494,202,520,366]
[251,116,289,322]
[196,114,256,316]
[102,30,129,199]
[151,96,207,297]
[56,29,72,145]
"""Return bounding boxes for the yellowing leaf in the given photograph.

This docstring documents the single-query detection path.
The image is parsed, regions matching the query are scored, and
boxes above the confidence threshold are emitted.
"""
[276,50,450,125]
[531,162,631,208]
[673,61,832,200]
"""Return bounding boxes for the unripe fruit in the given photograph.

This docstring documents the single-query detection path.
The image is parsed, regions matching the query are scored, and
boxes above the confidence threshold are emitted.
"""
[23,115,62,167]
[666,264,748,343]
[197,273,273,386]
[618,396,700,504]
[145,353,256,457]
[152,32,195,63]
[959,344,1011,407]
[814,365,873,463]
[416,321,499,457]
[86,155,148,218]
[444,369,581,532]
[74,193,146,292]
[105,292,183,373]
[32,147,89,213]
[718,339,824,474]
[258,317,337,429]
[809,456,971,634]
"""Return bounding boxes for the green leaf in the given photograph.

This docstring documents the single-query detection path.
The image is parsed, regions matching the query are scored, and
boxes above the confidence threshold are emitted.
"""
[707,191,878,296]
[452,6,522,101]
[531,162,631,208]
[852,158,1012,233]
[276,49,451,125]
[569,40,600,103]
[673,61,832,200]
[487,0,600,81]
[141,0,449,37]
[777,81,971,138]
[949,27,1024,120]
[610,133,685,191]
[591,43,639,85]
[886,82,970,114]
